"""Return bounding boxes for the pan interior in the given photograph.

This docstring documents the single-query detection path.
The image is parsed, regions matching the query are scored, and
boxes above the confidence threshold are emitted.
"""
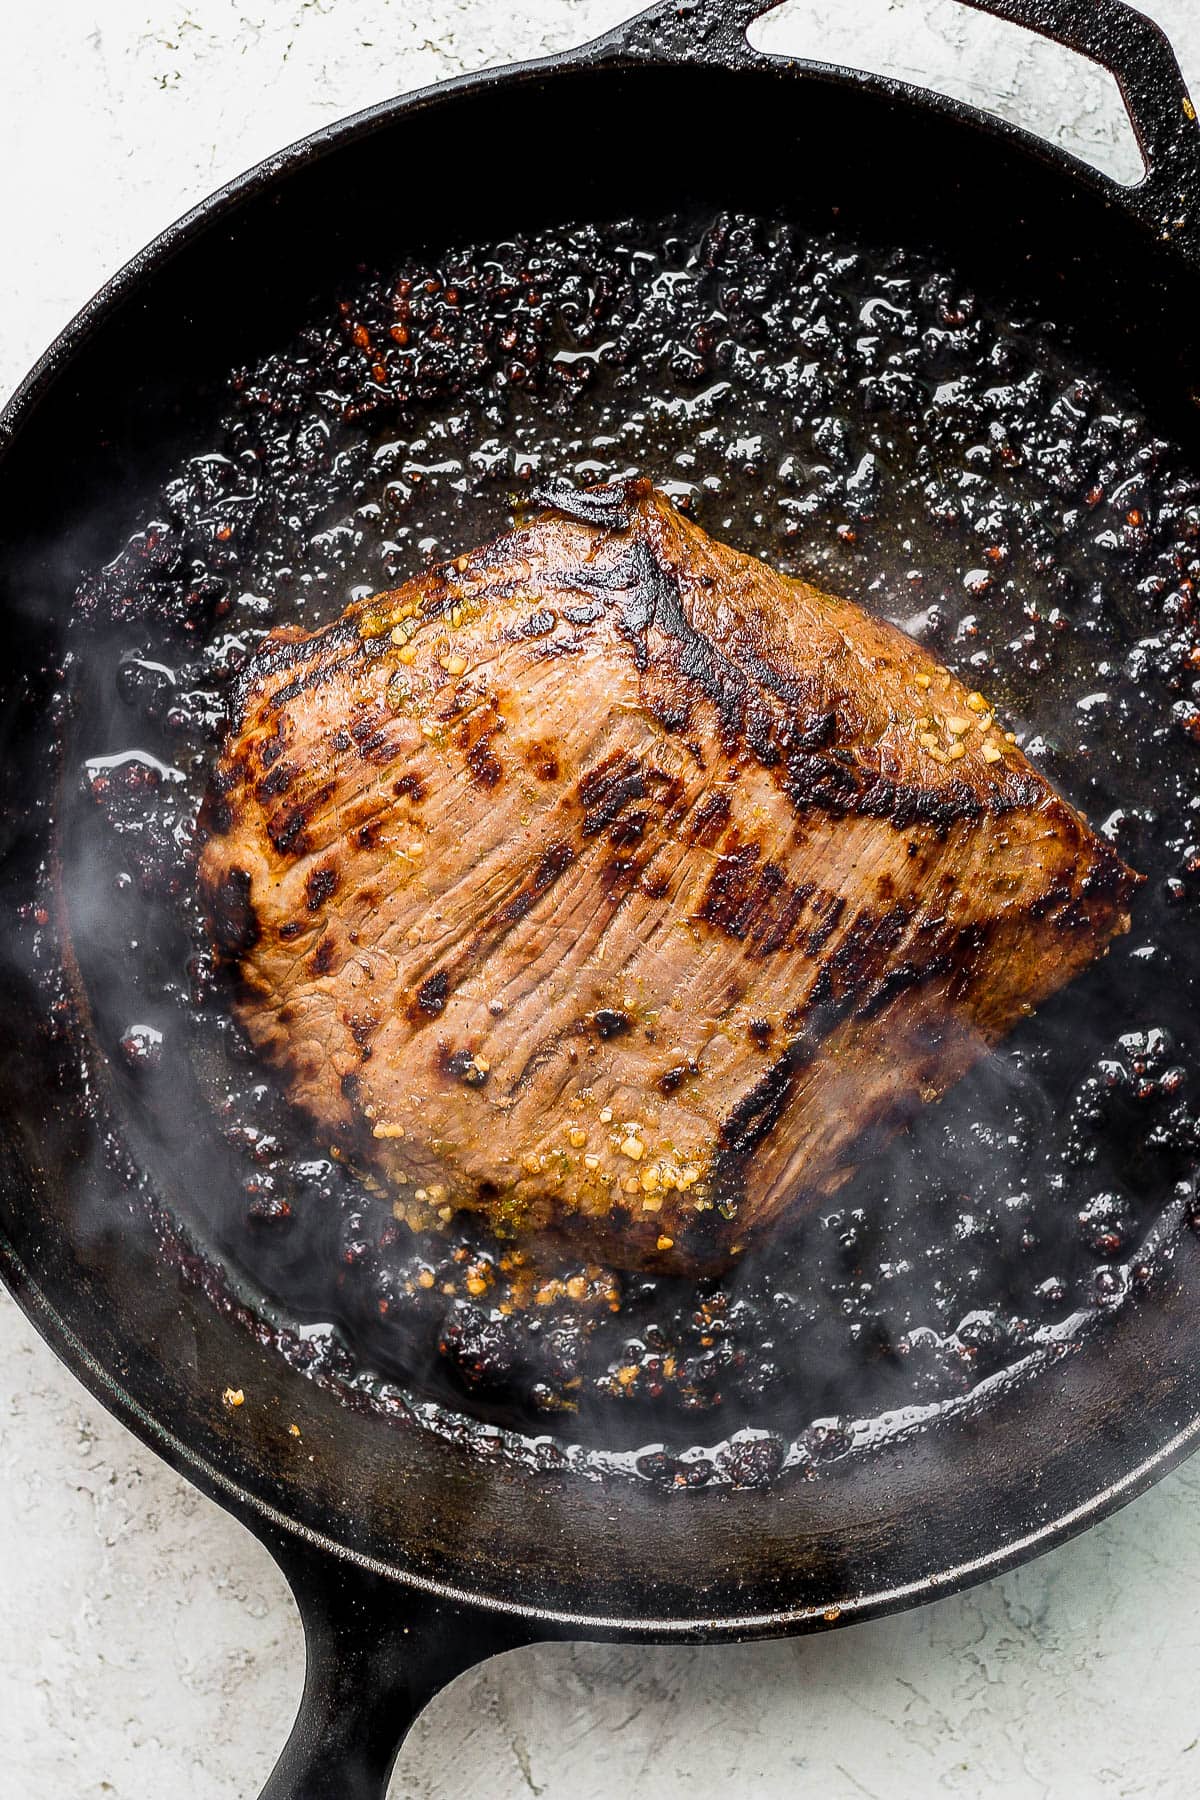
[4,60,1200,1618]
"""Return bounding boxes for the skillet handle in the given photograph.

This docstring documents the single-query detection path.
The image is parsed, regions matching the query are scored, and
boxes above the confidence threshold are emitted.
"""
[255,1526,535,1800]
[609,0,1200,240]
[960,0,1200,202]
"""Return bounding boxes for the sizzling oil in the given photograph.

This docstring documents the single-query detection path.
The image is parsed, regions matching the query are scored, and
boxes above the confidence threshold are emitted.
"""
[64,209,1200,1486]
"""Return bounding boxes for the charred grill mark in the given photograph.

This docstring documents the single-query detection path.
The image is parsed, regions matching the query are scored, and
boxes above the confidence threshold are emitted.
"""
[697,839,818,959]
[259,723,288,770]
[349,705,395,764]
[1029,880,1075,922]
[710,899,928,1208]
[404,839,582,1047]
[305,865,339,911]
[254,760,295,801]
[823,904,914,1004]
[593,1008,632,1040]
[748,1017,772,1049]
[310,936,336,976]
[525,741,560,783]
[489,840,575,930]
[346,1011,378,1057]
[753,870,817,959]
[604,855,643,899]
[392,772,425,803]
[269,806,309,857]
[646,687,694,737]
[946,921,989,1001]
[659,1058,699,1095]
[413,969,450,1020]
[708,1012,837,1220]
[783,748,862,818]
[568,542,777,756]
[698,842,763,937]
[265,785,335,858]
[506,608,556,640]
[534,476,638,531]
[577,750,646,836]
[855,959,928,1020]
[278,920,305,942]
[805,895,846,955]
[455,698,504,790]
[1080,837,1140,901]
[609,811,647,848]
[207,867,259,956]
[444,1047,489,1088]
[689,789,732,847]
[258,638,371,716]
[853,919,988,1019]
[467,736,503,789]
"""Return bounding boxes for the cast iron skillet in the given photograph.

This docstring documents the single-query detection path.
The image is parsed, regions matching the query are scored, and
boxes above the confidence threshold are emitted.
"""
[3,1,1200,1794]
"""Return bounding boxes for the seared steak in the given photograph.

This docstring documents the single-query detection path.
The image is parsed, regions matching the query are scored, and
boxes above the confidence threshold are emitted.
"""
[199,480,1139,1272]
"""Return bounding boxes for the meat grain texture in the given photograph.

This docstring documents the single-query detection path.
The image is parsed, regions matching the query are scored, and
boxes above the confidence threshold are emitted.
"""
[199,481,1139,1273]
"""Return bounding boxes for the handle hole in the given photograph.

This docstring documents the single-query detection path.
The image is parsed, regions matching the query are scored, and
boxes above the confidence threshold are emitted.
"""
[746,0,1145,186]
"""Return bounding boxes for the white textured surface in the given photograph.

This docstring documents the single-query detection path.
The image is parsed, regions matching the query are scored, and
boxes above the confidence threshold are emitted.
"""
[3,2,1200,1794]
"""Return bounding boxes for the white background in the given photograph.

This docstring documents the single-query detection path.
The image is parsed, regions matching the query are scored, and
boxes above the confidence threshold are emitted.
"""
[2,3,1199,1795]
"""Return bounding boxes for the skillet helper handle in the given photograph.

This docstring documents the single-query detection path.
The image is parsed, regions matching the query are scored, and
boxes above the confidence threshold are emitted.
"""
[256,1529,534,1800]
[958,0,1200,203]
[612,0,1200,244]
